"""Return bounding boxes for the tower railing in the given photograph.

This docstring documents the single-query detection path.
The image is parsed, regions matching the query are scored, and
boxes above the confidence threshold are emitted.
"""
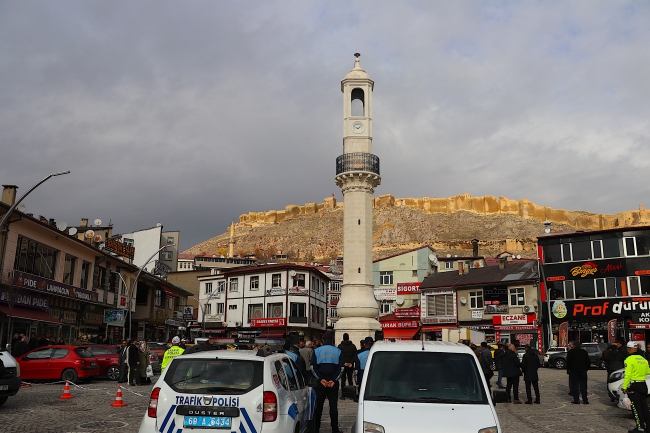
[335,152,380,175]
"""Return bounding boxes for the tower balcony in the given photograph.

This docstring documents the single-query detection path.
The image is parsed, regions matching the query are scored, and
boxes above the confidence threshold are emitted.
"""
[335,152,380,176]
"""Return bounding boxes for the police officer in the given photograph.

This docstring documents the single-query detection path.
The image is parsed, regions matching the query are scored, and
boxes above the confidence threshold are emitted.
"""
[161,336,185,371]
[622,341,650,433]
[353,337,374,400]
[310,333,344,433]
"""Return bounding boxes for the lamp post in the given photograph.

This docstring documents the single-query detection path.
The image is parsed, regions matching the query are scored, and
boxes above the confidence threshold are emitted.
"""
[0,170,70,349]
[194,291,222,338]
[113,243,175,341]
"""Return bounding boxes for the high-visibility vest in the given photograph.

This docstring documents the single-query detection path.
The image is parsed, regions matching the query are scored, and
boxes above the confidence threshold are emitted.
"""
[161,346,185,370]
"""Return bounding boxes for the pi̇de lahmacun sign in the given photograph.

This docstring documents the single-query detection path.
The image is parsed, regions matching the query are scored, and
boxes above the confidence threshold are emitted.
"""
[13,271,98,303]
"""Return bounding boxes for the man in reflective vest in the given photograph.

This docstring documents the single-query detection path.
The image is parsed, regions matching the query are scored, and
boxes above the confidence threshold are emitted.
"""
[161,336,185,371]
[622,341,650,433]
[310,333,344,433]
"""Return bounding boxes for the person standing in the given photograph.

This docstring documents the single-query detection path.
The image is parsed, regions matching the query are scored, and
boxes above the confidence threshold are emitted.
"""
[117,340,128,383]
[494,344,505,389]
[126,339,140,386]
[138,341,151,385]
[566,341,590,404]
[337,333,357,399]
[521,344,540,404]
[622,341,650,433]
[300,340,314,372]
[161,336,185,371]
[310,333,344,433]
[12,335,29,358]
[479,342,494,389]
[28,333,38,352]
[502,344,523,403]
[353,337,374,399]
[289,345,307,378]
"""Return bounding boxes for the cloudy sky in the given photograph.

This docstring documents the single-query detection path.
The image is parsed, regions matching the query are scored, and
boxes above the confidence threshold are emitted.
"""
[1,1,649,251]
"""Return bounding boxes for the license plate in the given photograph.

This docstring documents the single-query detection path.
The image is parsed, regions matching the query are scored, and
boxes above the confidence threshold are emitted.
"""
[183,416,231,428]
[0,385,8,390]
[90,362,97,366]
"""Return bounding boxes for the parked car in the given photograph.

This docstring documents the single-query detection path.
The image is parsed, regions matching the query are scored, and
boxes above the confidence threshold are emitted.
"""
[81,345,120,380]
[17,345,100,382]
[0,346,21,406]
[548,343,607,369]
[543,347,567,367]
[148,351,161,373]
[147,342,169,360]
[607,367,625,403]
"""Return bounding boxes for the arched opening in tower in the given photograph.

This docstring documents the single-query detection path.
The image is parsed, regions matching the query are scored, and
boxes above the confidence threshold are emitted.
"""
[351,88,364,116]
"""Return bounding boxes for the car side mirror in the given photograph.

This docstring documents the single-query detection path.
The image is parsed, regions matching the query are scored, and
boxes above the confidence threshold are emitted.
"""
[492,390,508,405]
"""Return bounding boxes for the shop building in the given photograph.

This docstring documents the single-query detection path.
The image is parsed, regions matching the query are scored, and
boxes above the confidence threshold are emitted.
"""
[538,226,650,349]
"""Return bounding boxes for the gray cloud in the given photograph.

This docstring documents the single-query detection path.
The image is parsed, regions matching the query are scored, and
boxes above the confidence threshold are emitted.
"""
[1,1,648,251]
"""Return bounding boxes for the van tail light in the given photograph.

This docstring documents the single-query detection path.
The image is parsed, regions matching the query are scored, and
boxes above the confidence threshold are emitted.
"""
[263,391,277,422]
[148,387,161,418]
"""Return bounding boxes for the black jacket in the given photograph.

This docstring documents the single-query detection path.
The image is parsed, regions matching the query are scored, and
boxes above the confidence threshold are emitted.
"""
[606,346,627,371]
[501,350,522,378]
[12,340,29,358]
[566,347,590,372]
[126,344,140,366]
[521,349,540,381]
[338,340,358,364]
[493,349,505,369]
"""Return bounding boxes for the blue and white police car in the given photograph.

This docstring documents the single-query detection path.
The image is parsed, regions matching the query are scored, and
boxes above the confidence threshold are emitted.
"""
[139,349,312,433]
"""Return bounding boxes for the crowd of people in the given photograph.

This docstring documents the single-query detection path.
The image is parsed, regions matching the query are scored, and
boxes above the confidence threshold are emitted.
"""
[117,339,152,386]
[5,332,68,357]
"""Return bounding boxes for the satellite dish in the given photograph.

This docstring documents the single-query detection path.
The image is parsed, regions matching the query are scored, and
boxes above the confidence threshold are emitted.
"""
[56,221,68,231]
[156,222,162,227]
[516,255,521,259]
[289,270,297,277]
[68,227,78,236]
[16,203,27,213]
[98,243,105,250]
[446,254,452,258]
[84,230,95,239]
[93,234,103,243]
[94,219,102,226]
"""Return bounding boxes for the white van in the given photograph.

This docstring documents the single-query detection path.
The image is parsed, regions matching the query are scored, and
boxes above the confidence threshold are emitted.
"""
[353,341,506,433]
[0,347,21,406]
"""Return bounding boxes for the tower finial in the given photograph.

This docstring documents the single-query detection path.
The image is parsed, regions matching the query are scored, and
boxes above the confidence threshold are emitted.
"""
[353,53,361,69]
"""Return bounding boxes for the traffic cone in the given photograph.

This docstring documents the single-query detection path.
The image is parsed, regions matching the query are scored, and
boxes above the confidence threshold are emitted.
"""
[110,385,128,407]
[59,380,74,399]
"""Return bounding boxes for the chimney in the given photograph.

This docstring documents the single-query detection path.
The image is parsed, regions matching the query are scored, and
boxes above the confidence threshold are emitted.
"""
[499,257,507,269]
[1,185,18,206]
[81,218,88,227]
[472,239,479,258]
[464,261,470,274]
[458,261,464,275]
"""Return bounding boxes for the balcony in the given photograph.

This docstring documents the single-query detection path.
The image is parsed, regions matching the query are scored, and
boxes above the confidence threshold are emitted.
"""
[336,153,380,175]
[288,316,308,324]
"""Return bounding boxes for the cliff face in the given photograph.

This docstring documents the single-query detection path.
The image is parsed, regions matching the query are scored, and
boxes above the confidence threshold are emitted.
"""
[184,194,648,262]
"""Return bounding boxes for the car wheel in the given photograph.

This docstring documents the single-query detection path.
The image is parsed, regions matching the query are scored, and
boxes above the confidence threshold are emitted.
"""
[555,359,566,369]
[106,366,120,381]
[0,396,8,407]
[62,368,79,383]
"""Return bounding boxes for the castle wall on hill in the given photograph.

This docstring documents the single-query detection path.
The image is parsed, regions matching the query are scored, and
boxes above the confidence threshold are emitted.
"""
[237,193,649,231]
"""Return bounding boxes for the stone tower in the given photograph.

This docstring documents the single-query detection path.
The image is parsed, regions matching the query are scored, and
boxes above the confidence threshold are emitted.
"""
[228,221,235,258]
[334,54,381,344]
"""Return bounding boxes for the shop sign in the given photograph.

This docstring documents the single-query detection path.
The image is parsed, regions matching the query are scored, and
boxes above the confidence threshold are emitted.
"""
[62,311,76,324]
[381,320,419,329]
[251,318,286,327]
[551,297,650,320]
[632,312,650,324]
[165,319,182,327]
[265,288,286,296]
[421,316,456,324]
[483,286,508,306]
[288,287,308,295]
[493,314,528,325]
[471,310,483,319]
[183,306,194,320]
[105,238,135,259]
[484,304,508,314]
[104,309,125,324]
[394,307,420,319]
[83,312,104,324]
[374,288,397,301]
[543,258,627,281]
[397,282,421,295]
[0,288,49,310]
[515,333,534,345]
[13,271,98,303]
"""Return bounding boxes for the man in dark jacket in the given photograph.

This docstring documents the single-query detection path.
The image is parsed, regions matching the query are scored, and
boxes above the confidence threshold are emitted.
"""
[502,344,523,403]
[311,333,344,433]
[566,341,591,404]
[479,342,494,389]
[521,344,540,404]
[126,339,140,386]
[494,344,505,388]
[28,333,38,352]
[117,339,128,383]
[337,333,357,398]
[12,335,29,358]
[607,341,628,374]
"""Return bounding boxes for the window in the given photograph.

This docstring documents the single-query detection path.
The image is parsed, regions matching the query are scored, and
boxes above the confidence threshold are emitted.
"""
[136,284,149,305]
[629,276,642,296]
[543,244,562,263]
[292,273,305,288]
[52,348,69,359]
[594,278,616,298]
[509,288,525,306]
[592,240,603,259]
[574,280,595,298]
[13,235,58,280]
[330,281,340,292]
[228,304,238,310]
[250,276,259,290]
[123,238,134,247]
[561,244,572,262]
[161,251,172,261]
[272,273,282,288]
[267,303,283,318]
[602,238,621,258]
[80,261,91,289]
[205,282,212,294]
[351,88,364,116]
[412,270,418,277]
[248,303,263,322]
[571,241,592,261]
[328,307,338,318]
[624,236,650,257]
[205,303,212,315]
[379,301,393,314]
[563,280,575,299]
[329,294,340,302]
[379,271,393,285]
[445,261,454,269]
[216,303,225,314]
[229,278,238,292]
[154,289,163,307]
[24,348,53,360]
[427,294,454,316]
[217,281,226,293]
[290,302,306,317]
[469,291,483,309]
[63,254,76,285]
[167,236,174,244]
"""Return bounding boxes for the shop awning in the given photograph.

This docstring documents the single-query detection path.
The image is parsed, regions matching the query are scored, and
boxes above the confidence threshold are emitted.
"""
[382,328,419,340]
[161,286,177,298]
[0,305,60,324]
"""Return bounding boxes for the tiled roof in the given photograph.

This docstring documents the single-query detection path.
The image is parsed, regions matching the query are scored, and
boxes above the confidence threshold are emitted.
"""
[421,260,538,289]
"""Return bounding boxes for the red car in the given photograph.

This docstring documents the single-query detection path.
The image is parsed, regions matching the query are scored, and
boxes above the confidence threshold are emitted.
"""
[17,345,100,382]
[81,345,120,380]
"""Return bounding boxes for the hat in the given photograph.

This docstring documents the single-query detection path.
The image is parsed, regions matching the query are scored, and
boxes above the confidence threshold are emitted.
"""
[181,338,187,342]
[172,336,181,344]
[322,333,334,341]
[627,341,638,348]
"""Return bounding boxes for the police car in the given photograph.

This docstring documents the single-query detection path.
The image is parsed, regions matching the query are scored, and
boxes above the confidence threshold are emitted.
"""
[139,349,312,433]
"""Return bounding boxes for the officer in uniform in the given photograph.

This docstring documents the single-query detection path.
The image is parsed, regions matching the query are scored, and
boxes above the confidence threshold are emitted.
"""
[161,336,185,371]
[353,337,374,401]
[622,341,650,433]
[310,333,344,433]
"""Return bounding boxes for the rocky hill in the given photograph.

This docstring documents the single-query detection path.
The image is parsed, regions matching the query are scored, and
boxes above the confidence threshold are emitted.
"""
[184,193,649,262]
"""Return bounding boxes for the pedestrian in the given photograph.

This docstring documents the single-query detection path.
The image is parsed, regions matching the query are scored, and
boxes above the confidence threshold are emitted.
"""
[357,340,365,355]
[37,334,48,347]
[138,341,151,385]
[622,341,650,433]
[28,333,38,351]
[289,345,307,378]
[300,340,314,371]
[494,343,505,389]
[606,340,628,375]
[180,338,187,350]
[566,341,590,404]
[521,344,540,404]
[502,343,523,404]
[117,339,128,383]
[478,342,494,389]
[337,333,357,399]
[310,333,344,433]
[56,337,65,345]
[12,335,29,358]
[161,336,185,371]
[313,339,321,348]
[126,339,140,386]
[353,337,374,399]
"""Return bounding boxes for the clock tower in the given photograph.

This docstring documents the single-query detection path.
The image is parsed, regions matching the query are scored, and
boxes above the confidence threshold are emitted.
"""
[334,54,381,344]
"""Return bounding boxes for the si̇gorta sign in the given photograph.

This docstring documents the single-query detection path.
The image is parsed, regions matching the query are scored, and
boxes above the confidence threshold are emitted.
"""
[551,297,650,320]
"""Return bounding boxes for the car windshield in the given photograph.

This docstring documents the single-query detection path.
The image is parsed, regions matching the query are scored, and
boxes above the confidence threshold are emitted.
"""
[164,358,263,394]
[364,351,488,404]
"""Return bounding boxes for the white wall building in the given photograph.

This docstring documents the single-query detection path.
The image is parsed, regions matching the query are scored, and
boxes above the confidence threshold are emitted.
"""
[115,225,179,274]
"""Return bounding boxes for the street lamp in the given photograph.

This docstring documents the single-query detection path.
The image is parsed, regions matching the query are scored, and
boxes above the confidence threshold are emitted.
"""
[194,291,222,338]
[0,170,70,349]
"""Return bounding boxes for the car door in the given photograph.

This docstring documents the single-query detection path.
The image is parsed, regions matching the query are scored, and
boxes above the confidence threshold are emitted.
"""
[88,347,114,373]
[19,348,54,379]
[280,357,305,429]
[286,357,309,430]
[49,348,70,379]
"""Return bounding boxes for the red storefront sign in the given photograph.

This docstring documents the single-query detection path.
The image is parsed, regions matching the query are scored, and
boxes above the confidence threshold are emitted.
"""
[250,318,286,327]
[396,282,421,295]
[381,320,419,329]
[394,307,420,319]
[492,314,535,325]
